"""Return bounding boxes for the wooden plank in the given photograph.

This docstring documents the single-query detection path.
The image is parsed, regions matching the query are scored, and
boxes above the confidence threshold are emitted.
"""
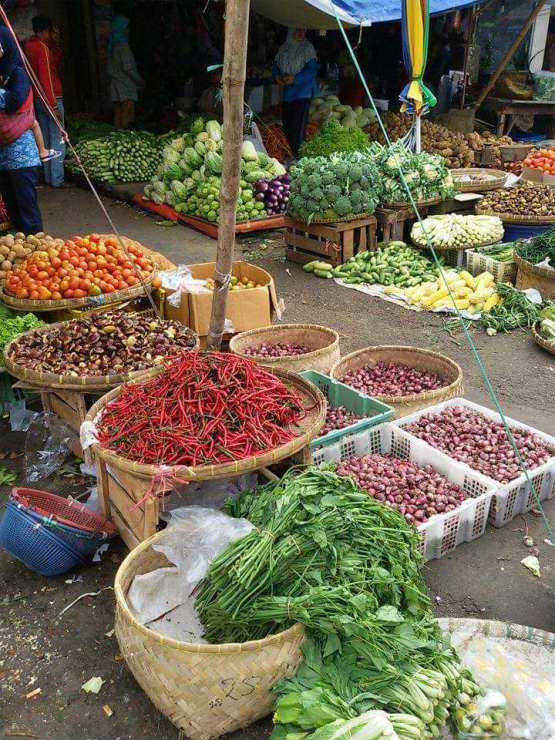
[110,467,151,505]
[143,498,159,541]
[342,229,355,261]
[358,224,367,252]
[109,503,141,550]
[106,470,149,536]
[284,232,342,266]
[48,393,80,432]
[96,459,111,519]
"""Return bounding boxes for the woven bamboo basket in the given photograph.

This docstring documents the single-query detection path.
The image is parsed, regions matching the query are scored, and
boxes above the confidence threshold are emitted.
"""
[309,212,372,225]
[331,346,463,419]
[475,204,555,225]
[382,195,442,210]
[532,321,555,356]
[84,366,327,482]
[414,237,499,253]
[514,251,555,299]
[3,319,199,392]
[451,168,506,193]
[229,324,340,374]
[115,533,306,740]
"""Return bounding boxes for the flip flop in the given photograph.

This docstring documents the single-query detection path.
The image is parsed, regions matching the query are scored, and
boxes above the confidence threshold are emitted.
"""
[40,149,62,163]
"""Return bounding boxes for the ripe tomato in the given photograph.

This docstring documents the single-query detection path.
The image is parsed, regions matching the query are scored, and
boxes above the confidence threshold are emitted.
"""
[72,289,86,298]
[60,280,69,291]
[88,260,97,271]
[30,289,40,299]
[127,276,139,286]
[46,267,56,278]
[51,256,62,269]
[63,289,74,298]
[36,270,49,281]
[79,279,91,291]
[51,291,62,300]
[38,287,52,300]
[69,277,80,290]
[15,287,29,299]
[70,256,80,267]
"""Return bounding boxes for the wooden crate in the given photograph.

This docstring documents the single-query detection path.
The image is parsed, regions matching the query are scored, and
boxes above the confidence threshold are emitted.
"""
[374,206,432,244]
[284,215,377,267]
[40,389,97,468]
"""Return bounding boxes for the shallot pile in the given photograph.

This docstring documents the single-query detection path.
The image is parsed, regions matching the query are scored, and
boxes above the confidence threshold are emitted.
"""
[253,175,290,215]
[322,405,361,435]
[404,406,555,484]
[336,453,466,524]
[341,361,447,397]
[243,341,311,358]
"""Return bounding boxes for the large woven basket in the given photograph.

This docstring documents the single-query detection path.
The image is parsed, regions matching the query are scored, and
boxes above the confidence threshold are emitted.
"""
[451,168,506,193]
[3,319,199,392]
[514,251,555,299]
[115,533,306,740]
[382,195,442,210]
[229,324,340,374]
[532,321,555,356]
[475,204,555,225]
[308,212,372,225]
[84,366,327,482]
[331,346,463,419]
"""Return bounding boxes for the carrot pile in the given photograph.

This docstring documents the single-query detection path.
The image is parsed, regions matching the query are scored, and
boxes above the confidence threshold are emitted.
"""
[95,351,305,466]
[260,123,292,163]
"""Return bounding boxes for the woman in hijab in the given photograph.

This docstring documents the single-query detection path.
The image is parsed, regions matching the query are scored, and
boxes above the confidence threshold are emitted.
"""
[0,27,43,234]
[273,28,318,159]
[107,14,144,128]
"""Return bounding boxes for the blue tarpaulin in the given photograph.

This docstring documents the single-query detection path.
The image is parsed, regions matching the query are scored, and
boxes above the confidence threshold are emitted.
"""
[250,0,481,29]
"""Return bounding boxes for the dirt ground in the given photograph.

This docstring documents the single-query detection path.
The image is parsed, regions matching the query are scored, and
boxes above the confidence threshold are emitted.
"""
[0,184,554,740]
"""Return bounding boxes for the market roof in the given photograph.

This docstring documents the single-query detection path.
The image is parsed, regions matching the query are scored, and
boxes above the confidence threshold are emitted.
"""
[250,0,481,29]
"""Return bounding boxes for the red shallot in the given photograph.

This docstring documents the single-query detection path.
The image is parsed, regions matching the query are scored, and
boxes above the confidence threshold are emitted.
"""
[404,406,555,484]
[322,405,361,435]
[336,452,466,524]
[244,342,311,358]
[341,361,447,397]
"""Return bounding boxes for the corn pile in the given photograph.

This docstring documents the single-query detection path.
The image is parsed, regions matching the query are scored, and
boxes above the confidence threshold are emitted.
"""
[392,270,501,315]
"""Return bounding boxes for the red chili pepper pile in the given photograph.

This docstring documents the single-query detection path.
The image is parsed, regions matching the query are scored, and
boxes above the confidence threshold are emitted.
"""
[95,350,306,466]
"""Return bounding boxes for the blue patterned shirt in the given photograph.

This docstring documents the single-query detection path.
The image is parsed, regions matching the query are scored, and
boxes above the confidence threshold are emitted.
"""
[0,89,40,171]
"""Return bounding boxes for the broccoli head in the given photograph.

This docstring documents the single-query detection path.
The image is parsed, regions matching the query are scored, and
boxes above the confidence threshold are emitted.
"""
[300,184,313,199]
[335,196,352,217]
[307,173,322,189]
[348,165,363,182]
[312,187,325,201]
[324,209,338,220]
[326,184,342,201]
[350,189,363,204]
[321,170,335,185]
[334,164,349,180]
[306,198,321,213]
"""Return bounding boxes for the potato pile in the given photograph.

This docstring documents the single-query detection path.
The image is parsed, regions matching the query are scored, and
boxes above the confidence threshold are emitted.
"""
[0,232,63,283]
[365,114,513,169]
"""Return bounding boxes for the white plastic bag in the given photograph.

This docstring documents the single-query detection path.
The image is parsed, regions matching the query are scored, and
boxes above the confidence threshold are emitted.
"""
[160,473,258,519]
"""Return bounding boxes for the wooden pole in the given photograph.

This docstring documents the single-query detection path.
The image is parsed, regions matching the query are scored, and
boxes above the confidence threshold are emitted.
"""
[474,0,547,110]
[206,0,251,349]
[460,4,476,109]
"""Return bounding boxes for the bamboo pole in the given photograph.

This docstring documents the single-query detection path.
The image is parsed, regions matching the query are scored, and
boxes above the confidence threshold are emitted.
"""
[460,4,476,109]
[474,0,548,110]
[206,0,251,349]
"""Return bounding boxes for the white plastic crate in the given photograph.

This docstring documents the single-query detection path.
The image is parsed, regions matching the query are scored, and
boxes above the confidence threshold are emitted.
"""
[312,422,494,562]
[391,398,555,527]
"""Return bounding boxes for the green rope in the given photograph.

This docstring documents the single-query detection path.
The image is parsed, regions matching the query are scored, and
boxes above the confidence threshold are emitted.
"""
[329,1,554,543]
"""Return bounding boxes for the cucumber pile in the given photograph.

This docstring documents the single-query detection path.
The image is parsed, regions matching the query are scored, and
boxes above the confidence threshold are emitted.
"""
[69,131,162,183]
[332,242,441,287]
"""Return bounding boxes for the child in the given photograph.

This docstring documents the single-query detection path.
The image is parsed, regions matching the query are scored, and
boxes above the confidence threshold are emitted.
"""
[31,117,61,163]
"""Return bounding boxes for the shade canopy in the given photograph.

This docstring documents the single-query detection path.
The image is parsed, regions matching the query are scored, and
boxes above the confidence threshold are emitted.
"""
[250,0,481,29]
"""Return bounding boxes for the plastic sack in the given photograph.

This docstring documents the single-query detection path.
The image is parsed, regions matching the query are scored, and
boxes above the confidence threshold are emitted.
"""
[24,412,75,482]
[126,506,254,642]
[453,689,507,738]
[160,473,258,520]
[9,402,38,432]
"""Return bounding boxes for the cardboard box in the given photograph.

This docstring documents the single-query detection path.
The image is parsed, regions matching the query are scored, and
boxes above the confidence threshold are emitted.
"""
[162,261,279,338]
[522,165,543,184]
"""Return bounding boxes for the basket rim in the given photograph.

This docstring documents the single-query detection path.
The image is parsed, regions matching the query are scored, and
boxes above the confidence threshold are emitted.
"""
[3,318,199,391]
[229,324,340,364]
[294,212,373,225]
[437,616,555,651]
[451,168,507,193]
[330,345,463,405]
[84,365,327,480]
[0,269,157,312]
[532,321,555,356]
[114,531,305,653]
[381,195,443,209]
[475,205,555,225]
[514,250,555,280]
[413,237,499,252]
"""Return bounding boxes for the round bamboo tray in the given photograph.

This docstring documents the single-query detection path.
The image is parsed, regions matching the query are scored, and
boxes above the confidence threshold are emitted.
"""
[229,324,340,374]
[382,195,442,209]
[514,251,555,299]
[331,346,463,419]
[532,321,555,356]
[3,319,199,392]
[451,168,506,193]
[0,269,157,313]
[84,366,327,482]
[413,237,500,253]
[475,204,555,225]
[307,212,372,225]
[115,532,306,740]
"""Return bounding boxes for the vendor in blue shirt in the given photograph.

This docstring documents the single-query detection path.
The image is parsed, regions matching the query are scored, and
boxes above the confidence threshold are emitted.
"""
[273,28,318,160]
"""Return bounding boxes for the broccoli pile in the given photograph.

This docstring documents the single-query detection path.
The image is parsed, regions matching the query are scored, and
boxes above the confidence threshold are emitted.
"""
[287,152,381,222]
[299,119,369,159]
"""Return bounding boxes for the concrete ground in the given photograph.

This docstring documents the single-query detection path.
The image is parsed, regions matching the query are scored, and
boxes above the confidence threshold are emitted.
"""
[0,183,554,740]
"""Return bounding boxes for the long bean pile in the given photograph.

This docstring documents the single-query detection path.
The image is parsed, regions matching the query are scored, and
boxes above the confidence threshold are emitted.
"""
[197,467,502,740]
[514,228,555,265]
[480,283,542,333]
[95,351,305,466]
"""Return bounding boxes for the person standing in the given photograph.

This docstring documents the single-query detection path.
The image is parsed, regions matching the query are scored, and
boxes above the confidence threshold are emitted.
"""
[0,27,43,234]
[107,15,144,129]
[25,15,66,188]
[273,28,318,160]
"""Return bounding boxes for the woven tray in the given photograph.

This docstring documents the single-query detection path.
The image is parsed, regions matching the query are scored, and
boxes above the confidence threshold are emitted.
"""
[475,205,555,225]
[413,238,499,253]
[3,319,199,392]
[304,212,372,225]
[0,269,157,313]
[331,346,463,420]
[532,321,555,356]
[382,195,443,209]
[84,366,327,481]
[451,168,506,193]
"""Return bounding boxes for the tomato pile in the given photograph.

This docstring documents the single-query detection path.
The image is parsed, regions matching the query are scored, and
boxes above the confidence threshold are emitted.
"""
[523,147,555,174]
[4,234,154,301]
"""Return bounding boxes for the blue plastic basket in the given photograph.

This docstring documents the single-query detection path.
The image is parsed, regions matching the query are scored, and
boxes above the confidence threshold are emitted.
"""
[0,502,86,576]
[9,496,111,556]
[503,223,554,242]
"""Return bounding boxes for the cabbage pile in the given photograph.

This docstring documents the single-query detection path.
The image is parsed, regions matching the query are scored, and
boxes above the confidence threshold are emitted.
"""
[309,95,375,129]
[144,118,286,223]
[368,142,454,205]
[287,151,381,222]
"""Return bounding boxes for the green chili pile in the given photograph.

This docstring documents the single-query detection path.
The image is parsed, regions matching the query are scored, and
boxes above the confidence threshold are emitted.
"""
[95,351,305,466]
[480,283,542,333]
[514,229,555,265]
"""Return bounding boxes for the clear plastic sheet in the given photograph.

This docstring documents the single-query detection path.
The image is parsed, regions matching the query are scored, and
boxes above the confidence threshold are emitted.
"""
[159,265,211,305]
[159,473,258,520]
[127,506,254,642]
[24,412,75,482]
[453,690,507,739]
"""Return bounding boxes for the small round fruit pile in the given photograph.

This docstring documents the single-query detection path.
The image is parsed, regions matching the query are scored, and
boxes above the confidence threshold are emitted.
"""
[523,147,555,174]
[204,275,261,292]
[4,234,154,301]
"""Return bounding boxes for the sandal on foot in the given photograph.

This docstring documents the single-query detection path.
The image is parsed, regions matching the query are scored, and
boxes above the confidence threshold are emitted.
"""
[40,149,62,163]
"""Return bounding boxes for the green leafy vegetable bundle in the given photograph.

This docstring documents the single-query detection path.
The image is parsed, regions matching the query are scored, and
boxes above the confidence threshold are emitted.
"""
[196,466,500,740]
[369,142,454,205]
[299,119,369,159]
[69,130,162,183]
[287,151,381,222]
[0,306,45,367]
[538,305,555,342]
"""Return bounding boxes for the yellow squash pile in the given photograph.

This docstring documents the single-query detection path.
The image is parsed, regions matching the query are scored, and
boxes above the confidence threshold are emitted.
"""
[392,270,501,315]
